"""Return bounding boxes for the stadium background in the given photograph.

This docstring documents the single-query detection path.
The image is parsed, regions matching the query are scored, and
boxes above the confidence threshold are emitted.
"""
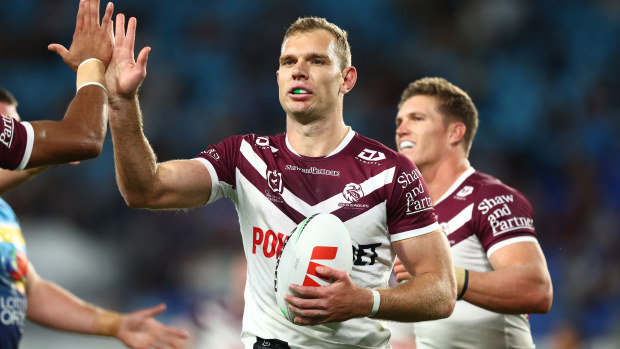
[1,0,619,347]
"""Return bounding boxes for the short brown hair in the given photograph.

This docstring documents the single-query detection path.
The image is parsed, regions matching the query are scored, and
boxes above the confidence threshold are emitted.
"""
[399,77,478,155]
[0,88,18,107]
[283,17,352,71]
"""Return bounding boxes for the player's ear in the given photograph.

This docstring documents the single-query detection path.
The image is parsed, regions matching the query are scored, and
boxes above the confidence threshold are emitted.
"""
[448,122,466,146]
[340,66,357,94]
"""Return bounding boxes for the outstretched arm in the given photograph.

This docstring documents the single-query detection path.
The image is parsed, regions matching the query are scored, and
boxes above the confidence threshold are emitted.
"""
[106,14,211,209]
[26,263,188,348]
[23,0,115,169]
[286,230,456,325]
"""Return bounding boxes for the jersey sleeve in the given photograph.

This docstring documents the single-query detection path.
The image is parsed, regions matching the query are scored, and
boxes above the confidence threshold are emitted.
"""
[472,182,538,257]
[0,116,33,171]
[193,135,243,204]
[386,154,439,242]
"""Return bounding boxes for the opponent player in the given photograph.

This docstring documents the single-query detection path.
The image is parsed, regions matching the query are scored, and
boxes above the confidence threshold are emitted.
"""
[0,0,112,171]
[0,89,188,348]
[106,16,456,348]
[393,77,553,348]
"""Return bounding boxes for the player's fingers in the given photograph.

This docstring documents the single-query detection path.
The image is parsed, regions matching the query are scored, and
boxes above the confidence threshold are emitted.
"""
[394,271,412,282]
[94,0,101,26]
[74,0,85,33]
[159,335,186,349]
[163,326,189,339]
[287,284,320,299]
[393,263,407,274]
[139,303,167,317]
[115,13,125,46]
[136,46,151,71]
[315,266,347,280]
[48,44,69,59]
[101,2,114,31]
[125,17,137,51]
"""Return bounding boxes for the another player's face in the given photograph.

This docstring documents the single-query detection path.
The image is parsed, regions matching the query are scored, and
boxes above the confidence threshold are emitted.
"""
[277,29,345,118]
[395,95,450,171]
[0,102,20,121]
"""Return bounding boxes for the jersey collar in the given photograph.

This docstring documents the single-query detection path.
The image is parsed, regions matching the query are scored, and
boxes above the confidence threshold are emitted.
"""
[285,126,355,158]
[434,167,476,205]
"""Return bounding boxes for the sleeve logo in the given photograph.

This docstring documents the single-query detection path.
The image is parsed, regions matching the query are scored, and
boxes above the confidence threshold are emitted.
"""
[357,149,385,162]
[0,115,15,148]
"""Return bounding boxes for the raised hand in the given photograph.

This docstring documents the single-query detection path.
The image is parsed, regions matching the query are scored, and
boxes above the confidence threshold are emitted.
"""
[116,303,188,349]
[106,13,151,101]
[48,0,114,71]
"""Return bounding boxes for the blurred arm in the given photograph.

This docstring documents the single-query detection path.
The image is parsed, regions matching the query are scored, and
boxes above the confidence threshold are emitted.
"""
[26,262,188,348]
[0,167,48,195]
[461,241,553,314]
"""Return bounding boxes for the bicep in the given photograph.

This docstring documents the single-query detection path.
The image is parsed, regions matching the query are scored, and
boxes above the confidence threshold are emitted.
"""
[393,229,452,277]
[489,241,549,271]
[150,159,213,209]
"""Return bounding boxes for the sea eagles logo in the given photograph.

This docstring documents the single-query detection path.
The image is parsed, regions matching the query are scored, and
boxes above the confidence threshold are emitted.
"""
[205,149,220,161]
[267,170,283,194]
[343,183,364,202]
[357,149,386,162]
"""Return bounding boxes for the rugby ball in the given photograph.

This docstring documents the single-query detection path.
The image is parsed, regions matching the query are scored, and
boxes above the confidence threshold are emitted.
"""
[274,213,353,323]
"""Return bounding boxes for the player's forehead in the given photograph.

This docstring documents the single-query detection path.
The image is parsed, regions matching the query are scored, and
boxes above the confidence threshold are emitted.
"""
[398,95,440,117]
[280,29,338,60]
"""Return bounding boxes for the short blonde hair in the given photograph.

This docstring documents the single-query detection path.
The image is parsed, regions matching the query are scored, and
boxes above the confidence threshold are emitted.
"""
[283,17,352,70]
[399,77,479,156]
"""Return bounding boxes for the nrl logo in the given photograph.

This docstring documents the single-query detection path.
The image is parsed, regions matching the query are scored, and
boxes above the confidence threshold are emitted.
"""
[343,183,364,202]
[267,170,283,194]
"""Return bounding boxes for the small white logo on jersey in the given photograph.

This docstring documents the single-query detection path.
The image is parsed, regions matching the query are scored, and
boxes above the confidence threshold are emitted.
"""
[205,149,220,161]
[456,186,473,198]
[357,149,386,162]
[256,137,269,147]
[343,183,364,202]
[267,170,283,194]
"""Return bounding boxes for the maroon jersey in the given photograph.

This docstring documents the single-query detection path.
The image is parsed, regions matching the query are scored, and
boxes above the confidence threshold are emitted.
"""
[415,167,538,348]
[0,115,32,171]
[194,129,439,348]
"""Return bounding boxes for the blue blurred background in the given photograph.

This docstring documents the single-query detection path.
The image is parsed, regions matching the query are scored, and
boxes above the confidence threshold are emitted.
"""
[1,0,619,348]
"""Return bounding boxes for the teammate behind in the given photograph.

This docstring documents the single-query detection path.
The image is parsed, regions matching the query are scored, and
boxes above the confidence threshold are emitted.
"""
[394,77,553,348]
[0,0,113,171]
[105,16,456,348]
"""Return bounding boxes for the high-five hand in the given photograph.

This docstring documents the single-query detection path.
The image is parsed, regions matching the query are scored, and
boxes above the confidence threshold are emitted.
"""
[48,0,115,71]
[106,13,151,101]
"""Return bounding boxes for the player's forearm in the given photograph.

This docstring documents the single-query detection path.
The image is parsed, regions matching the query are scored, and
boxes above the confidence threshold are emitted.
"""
[109,96,161,208]
[27,86,107,168]
[26,279,122,336]
[375,271,455,322]
[461,265,552,314]
[0,167,47,194]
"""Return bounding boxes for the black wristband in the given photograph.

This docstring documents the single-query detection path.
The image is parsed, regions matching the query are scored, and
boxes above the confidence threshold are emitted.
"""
[457,269,469,300]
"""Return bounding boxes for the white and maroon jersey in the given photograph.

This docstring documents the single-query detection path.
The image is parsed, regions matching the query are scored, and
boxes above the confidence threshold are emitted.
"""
[414,167,538,349]
[195,128,439,348]
[0,115,33,171]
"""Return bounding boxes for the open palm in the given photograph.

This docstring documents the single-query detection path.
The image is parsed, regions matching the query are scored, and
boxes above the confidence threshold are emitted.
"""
[106,13,151,101]
[117,303,188,349]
